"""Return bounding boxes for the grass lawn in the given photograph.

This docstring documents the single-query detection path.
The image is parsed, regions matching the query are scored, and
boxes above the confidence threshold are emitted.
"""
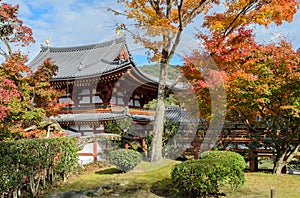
[45,160,300,197]
[224,173,300,198]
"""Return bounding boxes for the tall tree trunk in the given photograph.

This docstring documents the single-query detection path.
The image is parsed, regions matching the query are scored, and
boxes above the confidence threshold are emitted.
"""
[150,29,182,163]
[151,61,168,162]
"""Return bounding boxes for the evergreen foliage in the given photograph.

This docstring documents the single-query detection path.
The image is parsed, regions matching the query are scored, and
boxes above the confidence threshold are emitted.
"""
[107,149,142,172]
[172,151,246,197]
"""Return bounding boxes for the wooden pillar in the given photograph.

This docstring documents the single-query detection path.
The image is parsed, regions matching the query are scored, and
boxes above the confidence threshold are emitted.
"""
[141,138,147,157]
[78,125,83,136]
[249,150,258,172]
[255,152,258,171]
[66,82,73,112]
[93,126,96,134]
[93,142,98,162]
[73,90,79,110]
[89,88,93,107]
[99,86,112,107]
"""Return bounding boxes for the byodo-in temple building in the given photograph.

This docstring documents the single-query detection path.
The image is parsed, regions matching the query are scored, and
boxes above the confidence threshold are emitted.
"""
[30,36,159,113]
[29,36,190,163]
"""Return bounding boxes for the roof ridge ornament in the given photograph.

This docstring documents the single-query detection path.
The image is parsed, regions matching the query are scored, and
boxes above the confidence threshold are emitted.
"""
[116,27,122,37]
[116,23,126,37]
[44,38,50,47]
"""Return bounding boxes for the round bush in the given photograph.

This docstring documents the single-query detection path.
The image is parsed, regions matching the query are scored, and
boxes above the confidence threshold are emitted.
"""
[200,150,246,174]
[172,151,246,197]
[107,149,142,172]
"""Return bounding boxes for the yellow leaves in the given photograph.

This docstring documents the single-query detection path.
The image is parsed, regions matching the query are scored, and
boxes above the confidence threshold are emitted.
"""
[280,105,297,110]
[170,8,179,23]
[212,21,224,30]
[256,98,265,104]
[204,0,298,35]
[280,106,300,118]
[122,0,219,31]
[125,0,147,9]
[256,0,298,26]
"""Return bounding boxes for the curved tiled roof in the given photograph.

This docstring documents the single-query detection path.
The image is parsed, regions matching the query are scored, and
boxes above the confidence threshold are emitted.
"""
[29,36,132,80]
[29,36,186,91]
[164,105,199,123]
[127,105,199,123]
[54,105,198,124]
[54,113,126,123]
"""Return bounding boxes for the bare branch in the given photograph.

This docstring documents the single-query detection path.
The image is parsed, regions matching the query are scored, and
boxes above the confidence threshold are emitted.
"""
[168,30,182,64]
[177,0,183,31]
[3,37,12,55]
[0,47,7,56]
[149,0,161,16]
[167,74,182,95]
[182,0,208,27]
[107,8,128,16]
[223,3,257,36]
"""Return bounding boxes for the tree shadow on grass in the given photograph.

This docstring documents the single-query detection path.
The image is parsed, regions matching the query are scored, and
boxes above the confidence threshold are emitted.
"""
[102,182,147,196]
[150,178,180,197]
[95,167,123,174]
[120,183,146,194]
[151,179,226,198]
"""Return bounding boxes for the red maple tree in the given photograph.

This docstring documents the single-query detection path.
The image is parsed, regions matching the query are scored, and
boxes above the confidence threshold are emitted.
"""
[0,1,66,140]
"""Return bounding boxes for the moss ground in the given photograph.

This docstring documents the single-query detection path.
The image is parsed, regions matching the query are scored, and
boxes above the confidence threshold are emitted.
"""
[45,160,300,197]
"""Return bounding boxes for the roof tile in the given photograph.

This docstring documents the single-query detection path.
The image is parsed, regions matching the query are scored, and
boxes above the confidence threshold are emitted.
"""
[29,36,131,79]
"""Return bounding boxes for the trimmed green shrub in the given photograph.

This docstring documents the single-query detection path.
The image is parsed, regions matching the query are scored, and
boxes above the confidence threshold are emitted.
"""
[172,151,246,197]
[107,149,142,172]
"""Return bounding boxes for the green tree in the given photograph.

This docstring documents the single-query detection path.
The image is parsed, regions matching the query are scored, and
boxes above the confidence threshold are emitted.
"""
[143,94,178,109]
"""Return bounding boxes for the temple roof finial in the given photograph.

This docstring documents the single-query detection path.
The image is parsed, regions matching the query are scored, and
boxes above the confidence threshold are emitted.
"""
[44,38,51,47]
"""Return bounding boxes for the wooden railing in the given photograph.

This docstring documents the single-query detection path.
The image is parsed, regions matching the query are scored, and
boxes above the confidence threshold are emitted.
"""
[59,105,156,115]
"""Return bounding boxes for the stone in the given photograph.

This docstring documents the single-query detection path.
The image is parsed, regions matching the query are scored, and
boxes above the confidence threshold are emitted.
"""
[86,186,104,197]
[48,190,87,198]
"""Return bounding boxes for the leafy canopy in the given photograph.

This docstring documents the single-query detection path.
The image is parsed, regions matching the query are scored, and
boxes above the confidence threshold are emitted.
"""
[0,1,66,140]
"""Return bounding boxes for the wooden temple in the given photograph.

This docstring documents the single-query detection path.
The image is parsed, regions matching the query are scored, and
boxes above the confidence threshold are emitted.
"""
[30,37,159,130]
[29,36,164,163]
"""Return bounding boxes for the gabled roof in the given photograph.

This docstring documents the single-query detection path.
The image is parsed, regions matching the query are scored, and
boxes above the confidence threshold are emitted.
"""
[29,36,133,80]
[54,105,199,126]
[29,36,186,91]
[54,113,126,124]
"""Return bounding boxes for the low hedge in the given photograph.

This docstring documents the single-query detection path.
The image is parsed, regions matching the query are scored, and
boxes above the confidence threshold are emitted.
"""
[107,149,142,172]
[172,151,246,197]
[0,137,79,197]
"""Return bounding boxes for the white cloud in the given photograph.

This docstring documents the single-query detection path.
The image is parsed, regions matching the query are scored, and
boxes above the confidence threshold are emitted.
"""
[4,0,300,63]
[7,0,121,61]
[255,11,300,49]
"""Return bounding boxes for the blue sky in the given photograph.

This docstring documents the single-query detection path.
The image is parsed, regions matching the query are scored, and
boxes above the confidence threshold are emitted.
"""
[7,0,300,65]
